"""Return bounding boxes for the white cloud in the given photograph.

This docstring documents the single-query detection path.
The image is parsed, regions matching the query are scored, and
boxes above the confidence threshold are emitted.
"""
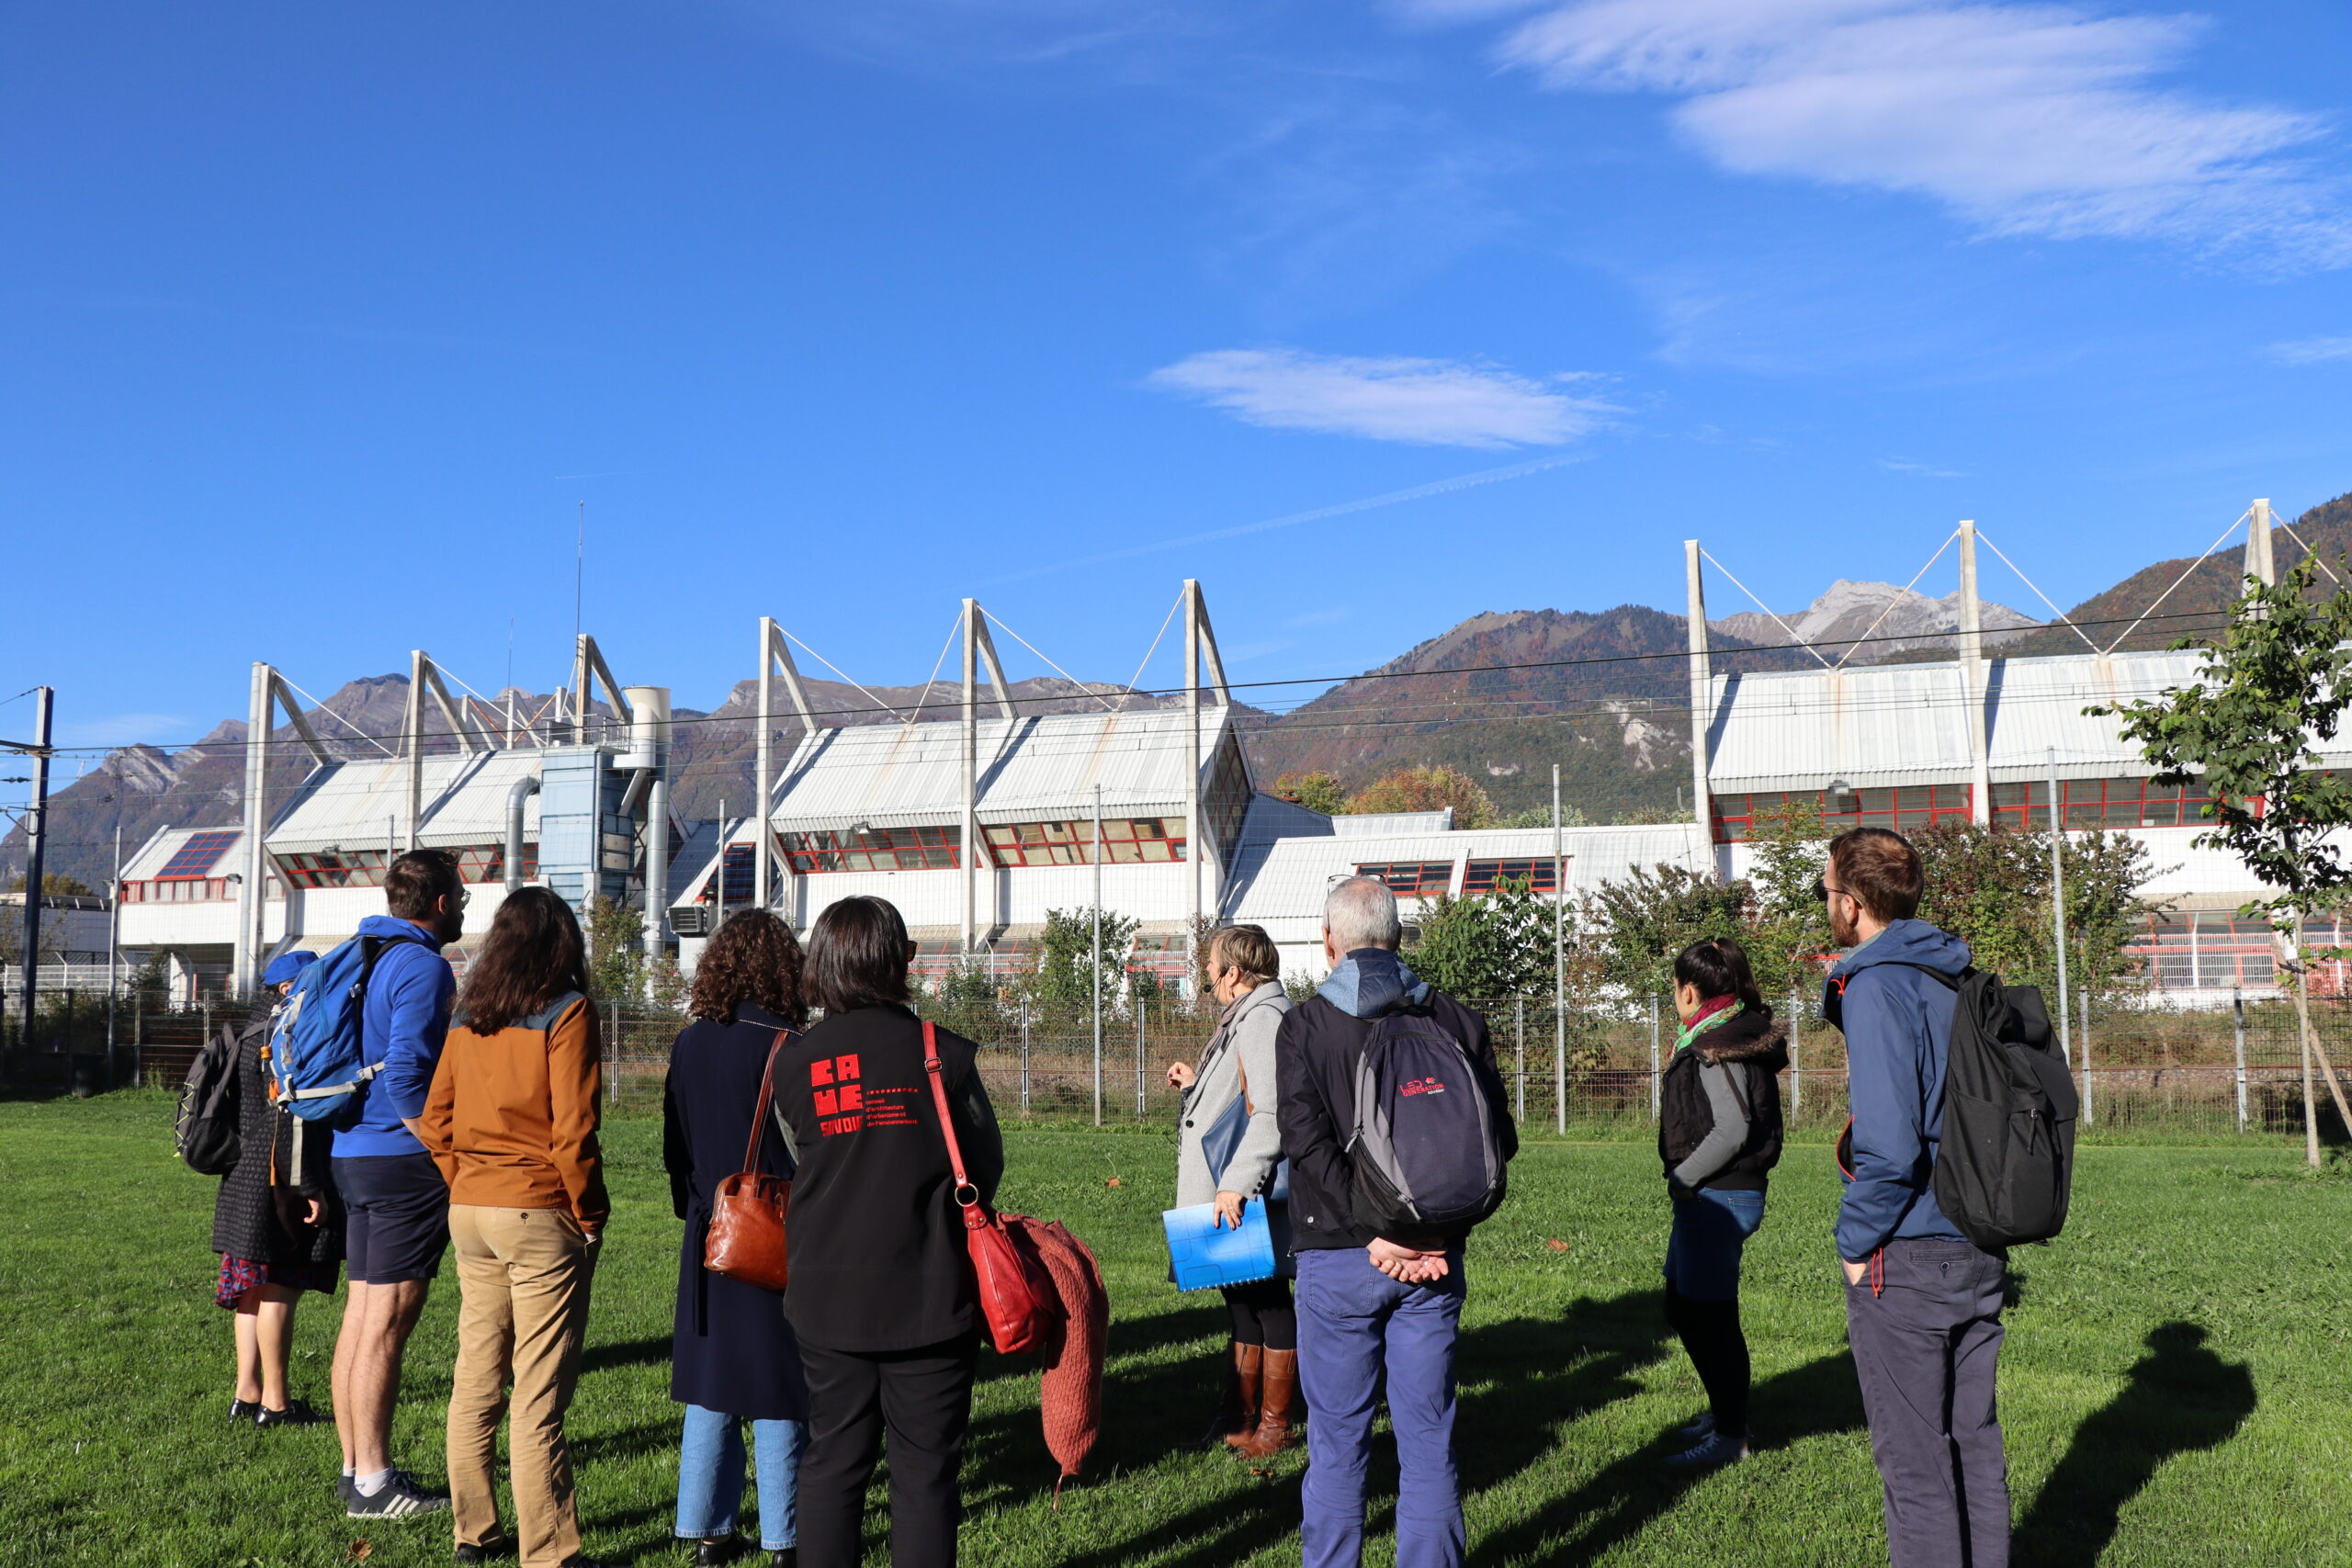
[1483,0,2351,266]
[1880,457,1964,478]
[1148,347,1612,446]
[2270,335,2352,365]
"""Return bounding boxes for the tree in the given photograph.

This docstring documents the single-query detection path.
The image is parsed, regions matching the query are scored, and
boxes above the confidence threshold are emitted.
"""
[1580,863,1754,998]
[585,896,646,1001]
[2095,552,2352,1166]
[1271,770,1348,816]
[1032,905,1139,1010]
[1412,874,1555,1000]
[1491,803,1589,830]
[1740,798,1837,1001]
[4,873,95,897]
[1348,765,1498,828]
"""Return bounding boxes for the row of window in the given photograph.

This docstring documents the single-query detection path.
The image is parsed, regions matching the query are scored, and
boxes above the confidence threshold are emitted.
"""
[1710,777,2223,843]
[983,818,1187,867]
[277,844,531,890]
[761,818,1197,878]
[1357,860,1564,899]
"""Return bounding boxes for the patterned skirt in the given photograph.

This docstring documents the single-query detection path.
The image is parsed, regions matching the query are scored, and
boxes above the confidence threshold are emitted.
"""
[216,1254,341,1310]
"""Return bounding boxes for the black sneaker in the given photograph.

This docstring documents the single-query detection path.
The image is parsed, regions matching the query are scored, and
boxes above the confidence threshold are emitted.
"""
[454,1535,515,1564]
[228,1399,261,1425]
[255,1398,323,1428]
[345,1471,451,1518]
[692,1538,748,1568]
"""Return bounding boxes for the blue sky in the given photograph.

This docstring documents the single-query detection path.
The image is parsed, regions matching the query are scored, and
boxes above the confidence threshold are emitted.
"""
[6,0,2352,768]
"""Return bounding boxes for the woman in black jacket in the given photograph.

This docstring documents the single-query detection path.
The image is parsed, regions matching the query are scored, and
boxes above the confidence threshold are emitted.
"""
[775,897,1002,1568]
[212,952,339,1427]
[1657,937,1787,1472]
[663,910,812,1568]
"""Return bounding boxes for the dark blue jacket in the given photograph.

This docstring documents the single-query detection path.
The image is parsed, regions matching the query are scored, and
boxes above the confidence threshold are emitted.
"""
[334,915,457,1159]
[1828,919,1972,1261]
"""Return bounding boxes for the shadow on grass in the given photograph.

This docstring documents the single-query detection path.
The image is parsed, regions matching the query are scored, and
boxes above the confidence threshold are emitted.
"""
[966,1289,1686,1568]
[581,1335,673,1375]
[2015,1322,2255,1568]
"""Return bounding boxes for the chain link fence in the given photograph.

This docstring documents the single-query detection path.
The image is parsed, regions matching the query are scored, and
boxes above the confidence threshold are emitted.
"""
[6,983,2340,1140]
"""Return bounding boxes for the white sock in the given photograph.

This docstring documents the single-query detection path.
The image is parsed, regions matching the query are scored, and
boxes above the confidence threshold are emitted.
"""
[356,1468,394,1497]
[341,1467,356,1479]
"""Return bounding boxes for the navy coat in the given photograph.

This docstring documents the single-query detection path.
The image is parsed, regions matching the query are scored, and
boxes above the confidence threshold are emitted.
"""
[663,1003,808,1421]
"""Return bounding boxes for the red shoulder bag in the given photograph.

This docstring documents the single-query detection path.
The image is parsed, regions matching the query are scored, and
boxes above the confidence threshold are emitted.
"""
[922,1021,1054,1354]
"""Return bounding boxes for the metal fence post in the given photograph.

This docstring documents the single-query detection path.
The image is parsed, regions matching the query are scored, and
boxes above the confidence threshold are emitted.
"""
[2233,987,2247,1133]
[606,999,619,1106]
[2088,991,2107,1128]
[1135,997,1147,1118]
[132,993,143,1088]
[1788,986,1801,1126]
[1648,993,1661,1121]
[1514,996,1526,1126]
[1019,1006,1031,1115]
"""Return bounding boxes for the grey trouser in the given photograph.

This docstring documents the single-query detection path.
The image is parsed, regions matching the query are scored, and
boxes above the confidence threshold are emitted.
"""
[1845,1237,2010,1568]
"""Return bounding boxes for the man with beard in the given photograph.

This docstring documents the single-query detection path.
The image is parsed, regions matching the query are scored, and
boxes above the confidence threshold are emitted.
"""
[328,848,467,1520]
[1821,828,2010,1568]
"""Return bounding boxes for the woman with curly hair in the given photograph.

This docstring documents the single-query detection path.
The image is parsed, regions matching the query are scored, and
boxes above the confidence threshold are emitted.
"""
[663,909,812,1567]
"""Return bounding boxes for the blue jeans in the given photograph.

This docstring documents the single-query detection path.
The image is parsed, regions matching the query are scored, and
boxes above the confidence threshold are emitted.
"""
[676,1404,806,1550]
[1295,1247,1468,1568]
[1663,1187,1765,1303]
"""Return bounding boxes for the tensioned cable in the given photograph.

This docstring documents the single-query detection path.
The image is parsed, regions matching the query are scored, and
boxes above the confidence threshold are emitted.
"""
[900,614,964,730]
[277,675,400,758]
[29,599,2282,761]
[1118,593,1183,712]
[1833,531,1958,670]
[983,609,1121,714]
[1972,530,2101,654]
[1698,549,1833,670]
[779,629,912,724]
[2099,509,2252,655]
[2274,519,2346,587]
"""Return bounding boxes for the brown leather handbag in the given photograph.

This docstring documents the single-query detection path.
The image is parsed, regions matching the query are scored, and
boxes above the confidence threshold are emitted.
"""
[702,1031,793,1292]
[922,1021,1056,1354]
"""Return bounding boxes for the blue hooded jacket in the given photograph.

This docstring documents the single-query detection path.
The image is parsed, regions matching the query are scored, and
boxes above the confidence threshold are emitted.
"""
[333,914,458,1160]
[1827,918,1973,1261]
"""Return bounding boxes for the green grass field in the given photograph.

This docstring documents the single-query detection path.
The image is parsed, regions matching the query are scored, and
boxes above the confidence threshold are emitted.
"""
[2,1094,2346,1567]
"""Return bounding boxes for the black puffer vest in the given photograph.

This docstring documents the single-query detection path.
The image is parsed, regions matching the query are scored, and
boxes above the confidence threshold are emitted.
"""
[1658,1006,1790,1192]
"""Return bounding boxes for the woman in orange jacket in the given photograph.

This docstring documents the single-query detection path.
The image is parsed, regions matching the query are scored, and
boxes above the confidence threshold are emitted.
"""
[420,886,614,1568]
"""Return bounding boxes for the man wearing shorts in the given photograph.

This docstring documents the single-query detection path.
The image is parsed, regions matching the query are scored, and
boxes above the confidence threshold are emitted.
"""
[330,848,465,1519]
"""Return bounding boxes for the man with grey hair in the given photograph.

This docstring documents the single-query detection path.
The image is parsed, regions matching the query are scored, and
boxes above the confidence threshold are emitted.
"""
[1276,875,1517,1568]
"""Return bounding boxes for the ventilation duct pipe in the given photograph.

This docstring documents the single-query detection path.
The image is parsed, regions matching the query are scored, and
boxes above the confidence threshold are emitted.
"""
[623,687,674,973]
[505,776,540,893]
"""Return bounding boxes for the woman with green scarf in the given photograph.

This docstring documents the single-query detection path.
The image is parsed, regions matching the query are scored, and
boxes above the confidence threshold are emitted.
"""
[1657,937,1788,1472]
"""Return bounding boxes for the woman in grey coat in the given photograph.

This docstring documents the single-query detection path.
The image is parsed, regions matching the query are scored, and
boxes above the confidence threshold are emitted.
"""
[1163,924,1295,1456]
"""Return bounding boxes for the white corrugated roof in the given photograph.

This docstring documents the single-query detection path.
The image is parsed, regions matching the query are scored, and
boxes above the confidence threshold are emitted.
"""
[1224,822,1709,930]
[765,706,1238,832]
[122,823,244,881]
[1704,648,2352,793]
[266,750,546,855]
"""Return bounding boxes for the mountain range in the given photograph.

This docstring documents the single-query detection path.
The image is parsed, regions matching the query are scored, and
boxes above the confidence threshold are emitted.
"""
[9,489,2347,889]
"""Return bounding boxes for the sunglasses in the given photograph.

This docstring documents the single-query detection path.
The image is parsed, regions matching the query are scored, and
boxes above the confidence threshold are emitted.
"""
[1811,879,1853,904]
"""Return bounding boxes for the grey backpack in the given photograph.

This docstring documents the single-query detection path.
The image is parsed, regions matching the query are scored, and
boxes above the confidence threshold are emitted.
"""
[1347,1011,1509,1235]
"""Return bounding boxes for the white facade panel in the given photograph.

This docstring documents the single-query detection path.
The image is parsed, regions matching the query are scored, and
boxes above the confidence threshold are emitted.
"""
[267,750,546,856]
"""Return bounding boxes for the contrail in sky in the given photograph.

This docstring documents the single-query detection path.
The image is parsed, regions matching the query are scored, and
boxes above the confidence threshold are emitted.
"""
[977,453,1582,587]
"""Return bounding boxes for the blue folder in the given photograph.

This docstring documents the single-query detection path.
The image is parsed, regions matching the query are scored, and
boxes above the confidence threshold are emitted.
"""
[1162,1200,1278,1292]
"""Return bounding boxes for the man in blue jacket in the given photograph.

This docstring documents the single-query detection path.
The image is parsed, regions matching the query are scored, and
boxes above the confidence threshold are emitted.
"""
[1823,828,2009,1568]
[328,849,465,1520]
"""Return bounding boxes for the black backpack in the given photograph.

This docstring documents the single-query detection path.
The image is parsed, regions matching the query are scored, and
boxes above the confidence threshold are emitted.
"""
[1346,1010,1510,1235]
[1835,964,2077,1249]
[175,1021,246,1176]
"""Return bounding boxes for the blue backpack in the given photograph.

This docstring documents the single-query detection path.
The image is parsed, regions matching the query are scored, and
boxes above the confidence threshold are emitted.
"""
[269,934,408,1125]
[1347,1010,1509,1235]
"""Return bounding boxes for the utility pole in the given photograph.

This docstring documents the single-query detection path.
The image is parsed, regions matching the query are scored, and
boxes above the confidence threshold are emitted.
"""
[1684,542,1713,861]
[1553,762,1566,1135]
[1959,523,1991,824]
[2049,748,2071,1076]
[1092,783,1103,1129]
[962,599,979,954]
[107,820,121,1089]
[9,687,53,1077]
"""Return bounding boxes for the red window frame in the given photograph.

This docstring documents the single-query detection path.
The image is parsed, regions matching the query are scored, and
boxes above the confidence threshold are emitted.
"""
[1988,777,2215,830]
[1463,858,1559,895]
[983,818,1187,867]
[156,829,240,880]
[1711,785,1973,844]
[782,826,960,874]
[1357,862,1453,897]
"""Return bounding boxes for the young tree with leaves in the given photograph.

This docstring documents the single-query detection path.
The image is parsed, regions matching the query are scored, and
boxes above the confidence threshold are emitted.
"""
[1411,874,1555,1000]
[2095,553,2352,1166]
[1270,770,1348,816]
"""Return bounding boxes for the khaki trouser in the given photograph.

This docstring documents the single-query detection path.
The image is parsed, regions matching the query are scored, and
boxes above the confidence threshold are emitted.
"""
[447,1204,598,1568]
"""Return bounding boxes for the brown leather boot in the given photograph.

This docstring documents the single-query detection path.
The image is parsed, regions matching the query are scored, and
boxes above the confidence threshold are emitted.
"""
[1204,1342,1261,1445]
[1232,1348,1296,1455]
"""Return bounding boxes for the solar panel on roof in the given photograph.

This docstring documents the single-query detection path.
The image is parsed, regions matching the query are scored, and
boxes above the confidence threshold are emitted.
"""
[157,829,240,880]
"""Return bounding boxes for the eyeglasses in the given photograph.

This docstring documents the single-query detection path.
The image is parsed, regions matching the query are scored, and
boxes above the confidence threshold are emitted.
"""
[1812,879,1855,904]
